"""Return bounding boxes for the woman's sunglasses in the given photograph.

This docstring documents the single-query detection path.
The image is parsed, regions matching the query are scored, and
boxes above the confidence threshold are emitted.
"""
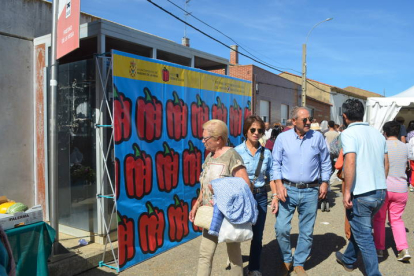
[249,128,264,134]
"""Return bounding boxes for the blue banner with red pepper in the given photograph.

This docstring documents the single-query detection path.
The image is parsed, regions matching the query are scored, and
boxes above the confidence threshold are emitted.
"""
[112,50,252,270]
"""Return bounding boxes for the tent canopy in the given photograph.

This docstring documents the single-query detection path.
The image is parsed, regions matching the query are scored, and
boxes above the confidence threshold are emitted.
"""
[365,85,414,130]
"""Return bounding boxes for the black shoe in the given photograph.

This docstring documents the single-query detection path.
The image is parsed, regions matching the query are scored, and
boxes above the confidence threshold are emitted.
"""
[335,252,354,272]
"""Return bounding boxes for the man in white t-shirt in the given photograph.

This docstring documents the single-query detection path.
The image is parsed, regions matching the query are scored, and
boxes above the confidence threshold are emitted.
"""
[335,99,388,276]
[324,120,339,145]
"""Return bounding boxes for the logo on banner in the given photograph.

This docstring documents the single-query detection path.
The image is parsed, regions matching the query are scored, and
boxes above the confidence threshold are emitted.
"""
[130,60,137,77]
[162,67,169,82]
[66,0,72,18]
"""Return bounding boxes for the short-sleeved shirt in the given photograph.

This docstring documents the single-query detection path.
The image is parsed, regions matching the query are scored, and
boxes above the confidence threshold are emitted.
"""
[199,148,245,206]
[386,140,409,193]
[399,124,407,141]
[324,130,340,145]
[341,122,387,195]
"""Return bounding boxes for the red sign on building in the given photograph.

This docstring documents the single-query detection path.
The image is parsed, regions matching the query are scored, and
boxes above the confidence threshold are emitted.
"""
[56,0,80,59]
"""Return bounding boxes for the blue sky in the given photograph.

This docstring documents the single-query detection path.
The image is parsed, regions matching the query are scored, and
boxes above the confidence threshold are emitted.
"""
[80,0,414,96]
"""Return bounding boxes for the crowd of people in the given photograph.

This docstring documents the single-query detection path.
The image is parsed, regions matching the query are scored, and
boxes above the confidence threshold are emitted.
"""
[189,98,412,276]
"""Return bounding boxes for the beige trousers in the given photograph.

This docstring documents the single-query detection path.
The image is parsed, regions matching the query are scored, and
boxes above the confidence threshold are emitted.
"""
[197,229,243,276]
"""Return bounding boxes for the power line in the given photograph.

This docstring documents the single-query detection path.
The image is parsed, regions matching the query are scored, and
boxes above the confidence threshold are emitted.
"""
[306,80,333,94]
[147,0,285,73]
[165,0,299,73]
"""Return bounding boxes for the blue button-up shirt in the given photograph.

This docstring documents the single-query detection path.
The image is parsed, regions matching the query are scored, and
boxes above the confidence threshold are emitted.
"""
[234,141,273,188]
[271,128,331,183]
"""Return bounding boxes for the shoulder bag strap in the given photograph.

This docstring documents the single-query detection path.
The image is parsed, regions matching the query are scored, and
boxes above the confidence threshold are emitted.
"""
[252,147,265,183]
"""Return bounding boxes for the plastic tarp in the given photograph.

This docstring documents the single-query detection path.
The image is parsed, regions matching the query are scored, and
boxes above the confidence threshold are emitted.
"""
[365,85,414,130]
[5,222,55,276]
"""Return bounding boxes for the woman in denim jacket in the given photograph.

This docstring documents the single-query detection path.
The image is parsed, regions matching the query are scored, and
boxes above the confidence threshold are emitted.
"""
[235,115,276,276]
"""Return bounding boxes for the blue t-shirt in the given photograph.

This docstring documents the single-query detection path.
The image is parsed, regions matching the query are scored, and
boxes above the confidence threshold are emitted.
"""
[341,122,387,195]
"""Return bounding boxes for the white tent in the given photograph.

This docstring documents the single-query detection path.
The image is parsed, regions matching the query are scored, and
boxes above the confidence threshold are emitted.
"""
[364,85,414,130]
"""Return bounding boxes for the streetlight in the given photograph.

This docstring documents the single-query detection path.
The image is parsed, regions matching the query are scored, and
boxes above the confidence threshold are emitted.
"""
[301,18,333,107]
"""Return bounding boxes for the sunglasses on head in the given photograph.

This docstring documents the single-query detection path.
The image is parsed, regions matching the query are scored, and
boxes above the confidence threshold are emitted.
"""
[249,128,264,134]
[302,117,313,124]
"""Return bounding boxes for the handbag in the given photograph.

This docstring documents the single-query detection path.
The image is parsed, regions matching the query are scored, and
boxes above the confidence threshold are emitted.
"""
[218,217,253,243]
[194,205,214,230]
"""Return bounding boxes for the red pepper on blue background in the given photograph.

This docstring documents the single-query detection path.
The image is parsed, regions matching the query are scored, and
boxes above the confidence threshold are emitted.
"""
[118,212,135,267]
[156,142,179,193]
[115,158,120,200]
[211,96,228,123]
[182,141,202,186]
[191,94,209,139]
[166,91,188,141]
[244,100,252,121]
[229,99,242,137]
[167,195,189,242]
[114,85,132,144]
[124,143,153,200]
[191,189,202,232]
[138,202,165,254]
[136,87,163,142]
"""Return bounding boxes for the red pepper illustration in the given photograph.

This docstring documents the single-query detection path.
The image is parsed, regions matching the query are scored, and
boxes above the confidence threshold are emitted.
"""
[162,67,169,82]
[118,213,135,267]
[114,85,132,144]
[191,94,209,139]
[167,195,189,242]
[191,189,202,232]
[156,142,179,193]
[183,141,202,186]
[124,143,153,200]
[115,158,120,200]
[166,91,188,141]
[136,87,163,142]
[229,99,242,137]
[211,96,228,123]
[244,100,252,121]
[138,202,165,254]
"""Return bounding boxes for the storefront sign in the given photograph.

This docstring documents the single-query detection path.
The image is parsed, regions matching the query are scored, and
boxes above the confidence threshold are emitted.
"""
[112,50,251,270]
[56,0,80,59]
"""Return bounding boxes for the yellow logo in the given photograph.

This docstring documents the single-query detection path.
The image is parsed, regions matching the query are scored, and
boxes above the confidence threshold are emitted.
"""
[129,60,137,77]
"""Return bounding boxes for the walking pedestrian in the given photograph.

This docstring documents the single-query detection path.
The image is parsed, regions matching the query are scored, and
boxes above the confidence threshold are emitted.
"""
[335,99,388,276]
[189,119,251,276]
[271,107,331,276]
[234,115,276,276]
[373,121,411,261]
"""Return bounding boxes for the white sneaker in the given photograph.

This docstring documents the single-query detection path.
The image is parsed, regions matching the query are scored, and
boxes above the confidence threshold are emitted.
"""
[247,270,262,276]
[397,249,411,261]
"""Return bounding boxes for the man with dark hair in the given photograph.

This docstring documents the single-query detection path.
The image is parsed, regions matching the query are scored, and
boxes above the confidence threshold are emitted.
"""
[395,116,407,143]
[322,120,339,212]
[272,106,331,276]
[325,120,339,145]
[335,99,389,276]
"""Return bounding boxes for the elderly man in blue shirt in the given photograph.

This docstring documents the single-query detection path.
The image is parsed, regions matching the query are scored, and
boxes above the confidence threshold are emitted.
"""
[271,107,331,276]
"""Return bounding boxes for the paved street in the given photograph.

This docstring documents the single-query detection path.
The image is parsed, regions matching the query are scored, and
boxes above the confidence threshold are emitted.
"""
[78,180,414,276]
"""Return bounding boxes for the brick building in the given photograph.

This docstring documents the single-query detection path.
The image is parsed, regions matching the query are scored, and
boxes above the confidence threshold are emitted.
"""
[210,46,331,123]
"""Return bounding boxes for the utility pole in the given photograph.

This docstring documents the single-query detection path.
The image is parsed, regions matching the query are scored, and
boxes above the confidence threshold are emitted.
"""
[301,18,333,107]
[50,0,60,254]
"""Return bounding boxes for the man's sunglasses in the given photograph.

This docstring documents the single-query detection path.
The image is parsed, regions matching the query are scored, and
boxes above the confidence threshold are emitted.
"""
[249,128,264,134]
[302,117,313,124]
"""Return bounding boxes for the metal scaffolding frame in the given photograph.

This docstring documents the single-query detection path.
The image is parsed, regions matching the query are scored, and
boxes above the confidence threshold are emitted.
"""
[94,53,120,272]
